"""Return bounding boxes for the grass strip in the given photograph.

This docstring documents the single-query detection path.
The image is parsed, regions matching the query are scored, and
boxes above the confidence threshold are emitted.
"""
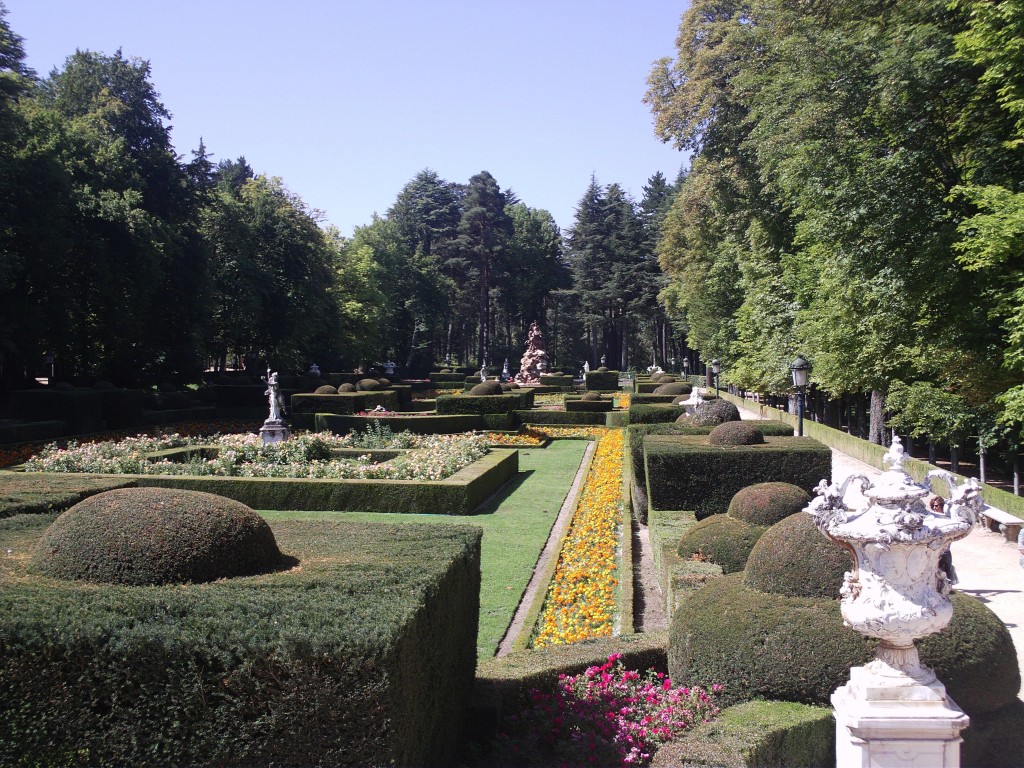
[262,439,588,660]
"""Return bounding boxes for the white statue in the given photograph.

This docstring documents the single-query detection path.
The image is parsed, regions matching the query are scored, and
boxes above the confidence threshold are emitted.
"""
[308,362,320,377]
[584,361,590,373]
[479,364,487,382]
[502,358,511,380]
[264,370,286,422]
[383,360,396,376]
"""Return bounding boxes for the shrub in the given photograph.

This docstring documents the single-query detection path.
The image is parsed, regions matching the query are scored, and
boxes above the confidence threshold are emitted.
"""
[377,377,391,388]
[356,378,382,391]
[338,382,356,392]
[565,399,613,413]
[515,410,608,426]
[669,574,1018,714]
[628,394,678,405]
[469,381,504,396]
[654,382,692,396]
[1,518,482,768]
[742,512,852,598]
[686,400,741,427]
[28,488,285,586]
[629,404,688,424]
[584,370,618,391]
[728,482,811,526]
[677,514,766,574]
[314,385,337,394]
[436,393,518,415]
[643,436,831,519]
[0,475,137,518]
[582,391,601,401]
[708,422,764,446]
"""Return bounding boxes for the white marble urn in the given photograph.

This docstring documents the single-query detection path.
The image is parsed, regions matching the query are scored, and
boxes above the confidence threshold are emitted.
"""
[808,437,982,686]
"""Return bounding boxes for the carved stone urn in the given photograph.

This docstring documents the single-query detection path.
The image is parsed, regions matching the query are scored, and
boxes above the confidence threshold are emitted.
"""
[809,436,981,766]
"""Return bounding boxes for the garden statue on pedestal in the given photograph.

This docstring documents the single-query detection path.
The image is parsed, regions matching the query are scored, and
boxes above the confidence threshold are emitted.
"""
[384,360,396,376]
[479,364,487,382]
[260,369,291,445]
[514,321,550,386]
[308,362,320,377]
[502,358,510,381]
[584,361,590,373]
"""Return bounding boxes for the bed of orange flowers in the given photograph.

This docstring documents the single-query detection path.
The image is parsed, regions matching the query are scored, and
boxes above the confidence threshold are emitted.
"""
[532,428,624,648]
[531,426,607,440]
[484,427,548,447]
[617,392,631,409]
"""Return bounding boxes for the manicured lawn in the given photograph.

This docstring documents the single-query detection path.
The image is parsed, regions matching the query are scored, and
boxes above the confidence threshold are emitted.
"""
[261,439,589,659]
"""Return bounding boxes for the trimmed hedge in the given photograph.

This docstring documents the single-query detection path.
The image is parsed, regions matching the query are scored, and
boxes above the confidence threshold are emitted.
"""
[0,474,137,518]
[651,700,835,768]
[687,399,741,427]
[514,410,608,426]
[428,372,467,384]
[564,399,613,413]
[727,482,811,526]
[0,517,482,768]
[97,388,146,429]
[291,391,401,416]
[668,574,1019,713]
[315,412,484,435]
[644,436,831,519]
[0,420,68,445]
[28,488,284,586]
[627,393,678,405]
[676,514,766,574]
[708,422,764,445]
[743,512,852,599]
[628,404,687,424]
[538,374,573,388]
[627,421,793,524]
[211,384,267,409]
[584,370,619,391]
[435,393,519,416]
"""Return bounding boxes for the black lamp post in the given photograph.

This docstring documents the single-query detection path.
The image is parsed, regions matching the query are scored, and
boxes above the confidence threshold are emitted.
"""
[711,359,721,398]
[790,354,811,436]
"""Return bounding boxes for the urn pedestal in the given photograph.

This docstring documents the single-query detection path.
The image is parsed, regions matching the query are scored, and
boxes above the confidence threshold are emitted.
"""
[809,437,983,767]
[259,419,291,445]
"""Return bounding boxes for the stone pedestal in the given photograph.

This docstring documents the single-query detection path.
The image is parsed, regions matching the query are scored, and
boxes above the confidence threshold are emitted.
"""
[259,419,291,445]
[833,663,969,768]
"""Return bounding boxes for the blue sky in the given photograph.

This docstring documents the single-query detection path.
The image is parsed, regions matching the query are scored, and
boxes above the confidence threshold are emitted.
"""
[6,1,690,236]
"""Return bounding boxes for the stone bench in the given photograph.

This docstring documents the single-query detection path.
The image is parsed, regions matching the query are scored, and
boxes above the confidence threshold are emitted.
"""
[978,507,1024,543]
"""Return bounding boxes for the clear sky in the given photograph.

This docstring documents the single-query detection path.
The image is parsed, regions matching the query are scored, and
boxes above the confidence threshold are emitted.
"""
[6,1,690,236]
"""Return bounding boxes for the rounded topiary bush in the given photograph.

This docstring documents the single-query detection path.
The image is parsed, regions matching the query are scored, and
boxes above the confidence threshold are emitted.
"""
[668,573,1018,714]
[377,377,391,388]
[728,482,811,527]
[689,399,740,427]
[356,378,382,391]
[707,422,765,446]
[677,514,766,574]
[469,381,503,396]
[337,382,356,392]
[671,395,691,405]
[654,382,692,396]
[314,384,337,395]
[743,512,852,599]
[582,391,602,401]
[28,488,286,586]
[597,366,609,372]
[439,368,452,373]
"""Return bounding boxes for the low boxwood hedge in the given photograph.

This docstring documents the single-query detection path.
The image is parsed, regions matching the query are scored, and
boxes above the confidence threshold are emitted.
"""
[0,419,69,445]
[645,436,831,519]
[291,391,401,416]
[677,514,766,574]
[0,473,137,518]
[584,370,619,391]
[514,410,608,426]
[538,374,573,388]
[628,394,678,405]
[38,450,519,516]
[651,700,835,768]
[315,413,484,435]
[0,516,482,768]
[564,399,614,413]
[628,404,687,424]
[10,389,106,434]
[626,421,794,523]
[435,394,519,416]
[428,372,467,384]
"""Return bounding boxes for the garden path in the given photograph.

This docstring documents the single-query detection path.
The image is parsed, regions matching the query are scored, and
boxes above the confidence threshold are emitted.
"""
[737,400,1024,701]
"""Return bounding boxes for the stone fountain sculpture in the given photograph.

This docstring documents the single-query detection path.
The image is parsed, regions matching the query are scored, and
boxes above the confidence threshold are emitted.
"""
[260,368,291,445]
[809,436,982,766]
[514,321,550,387]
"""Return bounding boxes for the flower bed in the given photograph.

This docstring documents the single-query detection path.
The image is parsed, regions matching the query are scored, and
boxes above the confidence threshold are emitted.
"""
[531,426,608,441]
[23,430,489,482]
[485,427,550,447]
[493,653,721,767]
[533,429,624,647]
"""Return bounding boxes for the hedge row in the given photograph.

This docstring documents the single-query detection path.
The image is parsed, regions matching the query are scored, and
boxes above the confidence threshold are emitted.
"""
[40,449,519,516]
[514,410,608,426]
[644,436,831,519]
[564,399,614,413]
[628,421,793,523]
[10,390,107,434]
[435,393,522,416]
[0,517,481,767]
[628,404,687,424]
[584,371,619,391]
[314,413,485,435]
[0,420,68,445]
[628,394,678,405]
[428,372,467,384]
[538,374,574,388]
[0,474,137,518]
[291,391,401,416]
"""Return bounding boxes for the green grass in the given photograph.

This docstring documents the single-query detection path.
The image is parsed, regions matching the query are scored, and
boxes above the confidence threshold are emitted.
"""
[262,439,589,660]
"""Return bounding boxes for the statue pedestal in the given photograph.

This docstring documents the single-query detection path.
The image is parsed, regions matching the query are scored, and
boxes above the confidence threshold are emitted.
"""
[259,419,291,445]
[833,664,969,768]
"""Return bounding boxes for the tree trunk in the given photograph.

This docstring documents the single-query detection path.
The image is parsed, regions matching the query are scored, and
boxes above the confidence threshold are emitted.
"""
[868,389,886,445]
[929,441,937,464]
[405,320,417,369]
[978,436,986,483]
[951,445,959,474]
[855,395,867,440]
[1014,454,1020,496]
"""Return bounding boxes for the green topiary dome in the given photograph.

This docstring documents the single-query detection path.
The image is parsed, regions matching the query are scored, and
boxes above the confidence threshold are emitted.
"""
[654,382,692,396]
[707,422,765,446]
[469,381,503,396]
[743,512,851,598]
[596,366,609,372]
[314,385,337,395]
[688,399,740,427]
[377,378,391,388]
[356,378,382,391]
[669,573,1020,714]
[677,514,766,574]
[582,391,602,401]
[338,382,356,392]
[728,482,811,526]
[28,488,286,586]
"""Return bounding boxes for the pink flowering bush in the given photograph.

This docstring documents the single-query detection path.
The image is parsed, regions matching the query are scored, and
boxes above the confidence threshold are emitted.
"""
[492,654,721,767]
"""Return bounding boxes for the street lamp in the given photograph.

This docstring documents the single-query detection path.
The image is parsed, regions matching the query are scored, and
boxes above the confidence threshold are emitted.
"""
[790,354,811,436]
[711,359,721,397]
